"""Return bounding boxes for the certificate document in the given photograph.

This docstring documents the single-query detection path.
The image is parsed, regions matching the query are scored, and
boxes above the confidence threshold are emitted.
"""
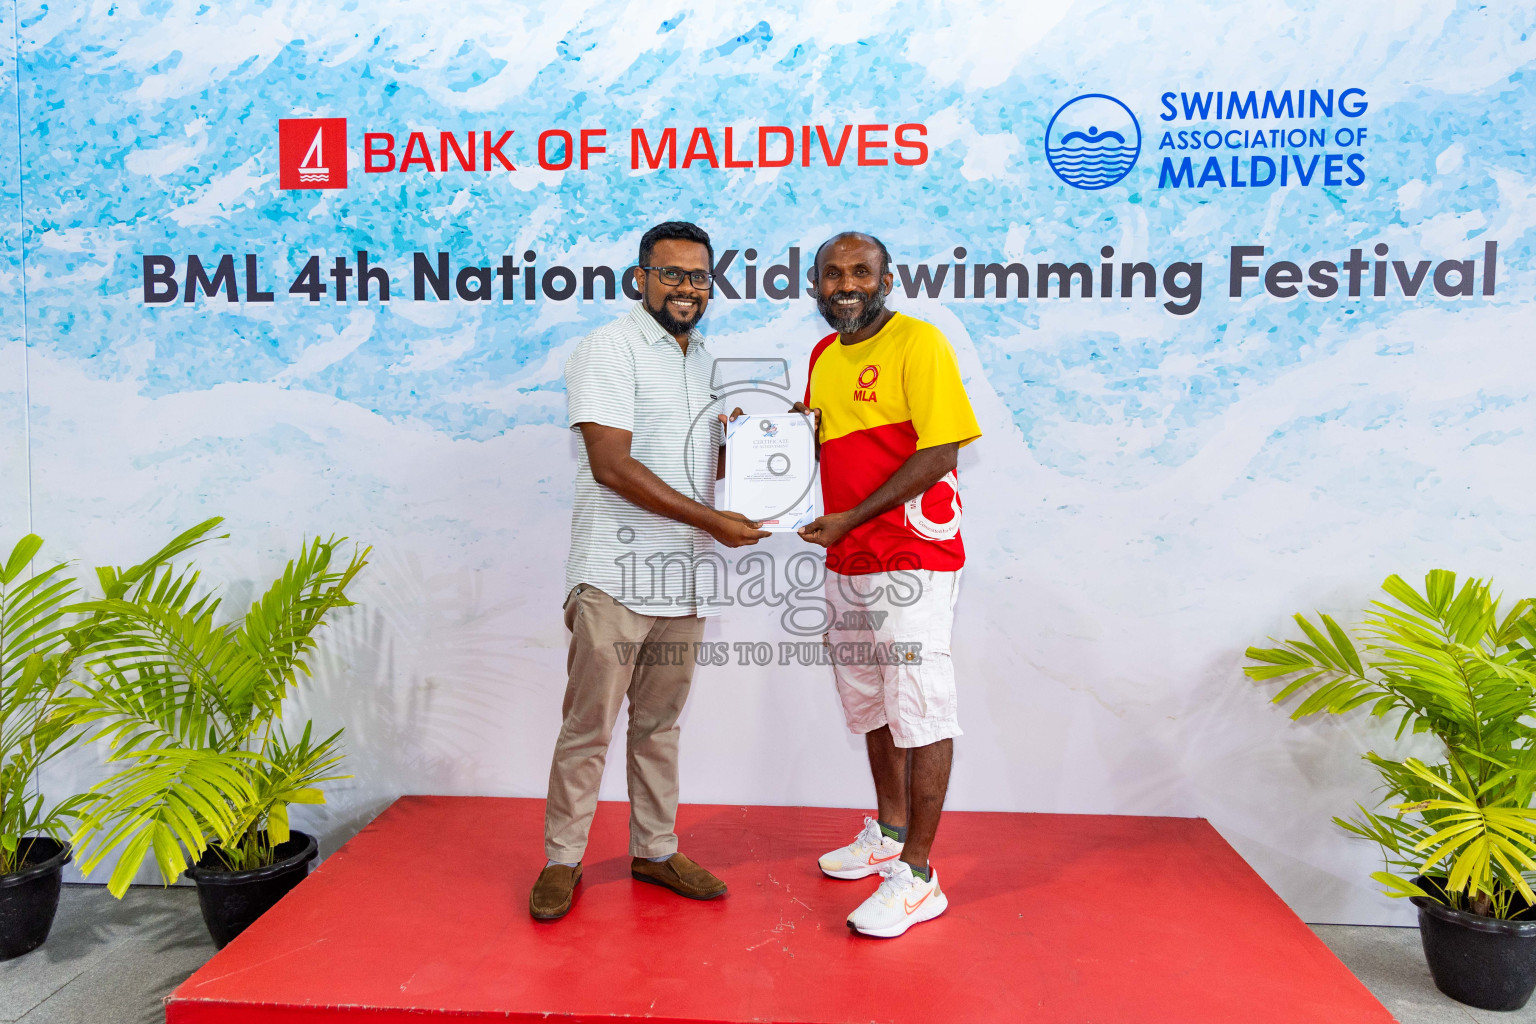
[720,414,817,531]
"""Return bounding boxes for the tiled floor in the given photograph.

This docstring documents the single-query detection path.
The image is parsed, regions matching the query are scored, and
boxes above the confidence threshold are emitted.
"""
[2,886,1533,1023]
[0,886,213,1024]
[1312,924,1536,1024]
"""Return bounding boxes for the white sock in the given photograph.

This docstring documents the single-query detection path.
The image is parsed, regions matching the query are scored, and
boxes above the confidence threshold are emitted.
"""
[647,854,672,862]
[545,859,578,868]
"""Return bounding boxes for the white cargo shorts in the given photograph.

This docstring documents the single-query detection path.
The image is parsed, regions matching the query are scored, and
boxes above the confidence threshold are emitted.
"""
[824,568,962,749]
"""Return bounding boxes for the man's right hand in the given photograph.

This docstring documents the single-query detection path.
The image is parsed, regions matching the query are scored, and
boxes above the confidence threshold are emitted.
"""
[710,510,771,547]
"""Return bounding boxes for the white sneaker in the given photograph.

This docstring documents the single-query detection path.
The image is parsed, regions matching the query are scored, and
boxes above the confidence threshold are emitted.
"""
[818,817,904,879]
[847,860,947,938]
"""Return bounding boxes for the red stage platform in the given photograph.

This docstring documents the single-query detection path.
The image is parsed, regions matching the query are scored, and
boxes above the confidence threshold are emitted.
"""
[166,796,1392,1023]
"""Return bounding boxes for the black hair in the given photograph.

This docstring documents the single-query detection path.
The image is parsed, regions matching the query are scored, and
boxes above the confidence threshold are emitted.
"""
[638,221,713,269]
[811,231,892,278]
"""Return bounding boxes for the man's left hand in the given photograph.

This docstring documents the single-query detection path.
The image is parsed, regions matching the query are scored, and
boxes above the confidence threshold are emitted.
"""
[798,511,855,548]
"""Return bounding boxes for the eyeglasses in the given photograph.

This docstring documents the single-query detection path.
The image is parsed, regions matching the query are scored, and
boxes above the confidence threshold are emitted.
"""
[640,266,714,290]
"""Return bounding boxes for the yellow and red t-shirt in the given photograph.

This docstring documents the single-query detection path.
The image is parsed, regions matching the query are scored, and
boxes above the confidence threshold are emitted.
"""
[805,313,981,575]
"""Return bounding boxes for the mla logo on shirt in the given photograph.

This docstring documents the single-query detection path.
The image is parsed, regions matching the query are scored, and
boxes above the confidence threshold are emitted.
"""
[855,364,880,402]
[279,118,348,190]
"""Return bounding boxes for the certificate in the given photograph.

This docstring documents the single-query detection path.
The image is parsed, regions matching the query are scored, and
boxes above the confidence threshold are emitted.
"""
[720,414,817,531]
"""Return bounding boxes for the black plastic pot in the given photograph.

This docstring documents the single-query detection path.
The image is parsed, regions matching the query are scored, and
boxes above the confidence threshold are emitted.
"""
[185,831,318,949]
[0,837,71,960]
[1411,875,1536,1011]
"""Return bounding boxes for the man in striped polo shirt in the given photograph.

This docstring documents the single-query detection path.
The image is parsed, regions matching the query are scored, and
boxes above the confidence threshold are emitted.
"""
[530,221,770,921]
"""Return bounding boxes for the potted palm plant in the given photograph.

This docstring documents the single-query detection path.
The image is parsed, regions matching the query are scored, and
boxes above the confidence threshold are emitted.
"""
[1,521,221,958]
[1246,570,1536,1011]
[70,529,368,947]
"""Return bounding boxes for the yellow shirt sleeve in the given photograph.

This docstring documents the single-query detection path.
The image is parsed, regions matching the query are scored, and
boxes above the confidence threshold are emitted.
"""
[903,327,982,450]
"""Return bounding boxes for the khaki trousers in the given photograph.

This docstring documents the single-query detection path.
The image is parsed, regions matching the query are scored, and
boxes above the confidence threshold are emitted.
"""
[544,584,705,862]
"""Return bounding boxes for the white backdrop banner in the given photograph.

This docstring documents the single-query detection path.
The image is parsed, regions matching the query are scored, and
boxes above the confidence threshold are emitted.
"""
[2,1,1533,924]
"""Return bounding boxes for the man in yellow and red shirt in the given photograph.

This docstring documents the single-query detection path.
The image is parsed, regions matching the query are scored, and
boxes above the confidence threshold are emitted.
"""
[797,231,981,939]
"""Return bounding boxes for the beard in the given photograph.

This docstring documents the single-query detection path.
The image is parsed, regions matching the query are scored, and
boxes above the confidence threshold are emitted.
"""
[643,292,704,336]
[816,286,887,335]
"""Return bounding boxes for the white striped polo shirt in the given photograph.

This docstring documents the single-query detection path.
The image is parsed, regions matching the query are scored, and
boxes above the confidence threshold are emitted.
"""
[564,303,724,617]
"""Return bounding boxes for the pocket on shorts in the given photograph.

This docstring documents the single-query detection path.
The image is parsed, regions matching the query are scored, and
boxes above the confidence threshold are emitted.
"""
[898,650,958,722]
[894,655,929,721]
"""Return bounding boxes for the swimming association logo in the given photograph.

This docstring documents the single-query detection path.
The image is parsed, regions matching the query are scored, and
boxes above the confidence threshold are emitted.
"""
[759,418,779,437]
[1045,94,1140,190]
[278,117,348,190]
[858,365,879,388]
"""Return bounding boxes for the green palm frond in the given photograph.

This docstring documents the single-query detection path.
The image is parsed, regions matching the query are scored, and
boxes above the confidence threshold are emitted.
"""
[73,747,265,896]
[76,595,255,747]
[94,519,229,604]
[1247,570,1536,918]
[234,537,367,718]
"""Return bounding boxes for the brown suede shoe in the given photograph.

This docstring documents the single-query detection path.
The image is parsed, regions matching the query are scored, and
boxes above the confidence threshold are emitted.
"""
[630,852,727,900]
[529,863,582,920]
[629,853,724,902]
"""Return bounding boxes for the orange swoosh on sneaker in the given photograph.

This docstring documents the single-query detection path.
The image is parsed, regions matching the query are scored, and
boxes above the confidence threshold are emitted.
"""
[904,889,932,915]
[866,852,901,865]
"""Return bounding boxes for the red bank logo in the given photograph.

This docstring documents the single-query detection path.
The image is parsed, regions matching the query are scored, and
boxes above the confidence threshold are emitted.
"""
[279,118,348,190]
